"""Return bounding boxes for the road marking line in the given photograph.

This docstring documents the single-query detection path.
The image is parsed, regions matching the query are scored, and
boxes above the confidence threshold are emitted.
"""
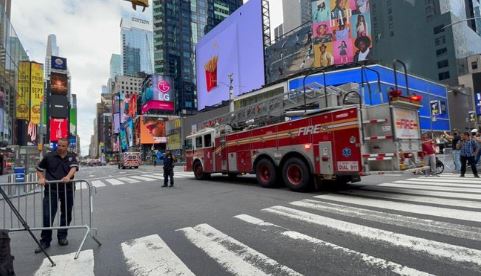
[88,174,95,177]
[360,186,481,200]
[394,180,481,189]
[91,180,106,188]
[105,178,124,186]
[235,214,431,276]
[118,177,140,183]
[177,223,301,276]
[313,194,481,222]
[121,234,194,276]
[290,199,481,241]
[130,175,157,181]
[339,190,481,209]
[378,183,481,193]
[34,250,94,276]
[263,206,481,268]
[406,177,481,184]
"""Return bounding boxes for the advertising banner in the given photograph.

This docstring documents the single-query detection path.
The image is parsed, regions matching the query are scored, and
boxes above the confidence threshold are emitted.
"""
[195,0,265,110]
[49,118,68,142]
[30,62,44,124]
[50,72,68,95]
[70,107,77,136]
[49,95,69,118]
[167,133,181,150]
[113,113,120,134]
[0,108,4,133]
[140,116,166,144]
[17,61,30,120]
[142,76,175,113]
[51,56,67,71]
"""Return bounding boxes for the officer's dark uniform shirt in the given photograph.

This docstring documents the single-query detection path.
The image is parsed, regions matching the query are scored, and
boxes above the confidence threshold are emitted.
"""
[36,152,79,191]
[163,156,175,170]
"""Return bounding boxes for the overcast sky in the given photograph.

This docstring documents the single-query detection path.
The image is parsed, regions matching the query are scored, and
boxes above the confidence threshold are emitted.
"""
[11,0,282,156]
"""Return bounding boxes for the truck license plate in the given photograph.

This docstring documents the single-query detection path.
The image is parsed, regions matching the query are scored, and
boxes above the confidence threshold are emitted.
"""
[337,161,359,172]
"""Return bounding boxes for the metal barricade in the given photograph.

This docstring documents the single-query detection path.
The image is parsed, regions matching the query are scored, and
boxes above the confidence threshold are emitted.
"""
[0,179,101,263]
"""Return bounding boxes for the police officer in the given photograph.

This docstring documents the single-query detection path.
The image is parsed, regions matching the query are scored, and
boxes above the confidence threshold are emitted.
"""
[34,138,79,253]
[162,151,176,187]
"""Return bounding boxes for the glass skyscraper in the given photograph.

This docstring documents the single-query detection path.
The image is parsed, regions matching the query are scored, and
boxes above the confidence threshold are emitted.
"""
[121,16,154,77]
[152,0,243,114]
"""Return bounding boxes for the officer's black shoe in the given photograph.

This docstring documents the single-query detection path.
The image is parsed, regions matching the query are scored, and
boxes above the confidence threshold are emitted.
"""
[34,241,50,254]
[58,238,69,246]
[161,185,167,187]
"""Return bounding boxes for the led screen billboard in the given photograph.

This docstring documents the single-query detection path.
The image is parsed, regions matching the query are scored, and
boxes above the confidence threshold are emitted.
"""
[49,95,69,118]
[139,116,166,144]
[195,0,265,110]
[141,76,175,113]
[49,118,68,142]
[51,56,67,71]
[50,73,68,95]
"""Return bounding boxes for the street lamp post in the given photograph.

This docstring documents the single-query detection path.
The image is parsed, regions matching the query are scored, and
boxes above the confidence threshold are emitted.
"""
[441,17,481,30]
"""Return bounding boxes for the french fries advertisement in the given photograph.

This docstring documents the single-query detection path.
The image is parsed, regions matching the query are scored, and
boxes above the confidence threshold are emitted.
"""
[204,55,218,92]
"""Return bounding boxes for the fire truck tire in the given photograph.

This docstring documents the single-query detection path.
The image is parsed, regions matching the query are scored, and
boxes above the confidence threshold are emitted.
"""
[256,159,278,188]
[282,158,311,192]
[193,161,210,180]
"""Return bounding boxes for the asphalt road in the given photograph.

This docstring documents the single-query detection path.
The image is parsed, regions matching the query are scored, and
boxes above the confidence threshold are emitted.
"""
[4,165,481,276]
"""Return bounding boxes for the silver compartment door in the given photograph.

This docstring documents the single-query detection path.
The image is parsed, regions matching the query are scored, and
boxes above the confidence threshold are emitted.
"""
[319,141,334,175]
[228,152,237,172]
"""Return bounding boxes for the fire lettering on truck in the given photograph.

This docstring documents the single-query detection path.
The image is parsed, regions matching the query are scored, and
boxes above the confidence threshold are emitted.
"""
[335,113,349,119]
[298,124,323,136]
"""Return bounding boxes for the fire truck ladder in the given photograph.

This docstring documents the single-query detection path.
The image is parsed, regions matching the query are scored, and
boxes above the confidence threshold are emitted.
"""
[200,82,360,130]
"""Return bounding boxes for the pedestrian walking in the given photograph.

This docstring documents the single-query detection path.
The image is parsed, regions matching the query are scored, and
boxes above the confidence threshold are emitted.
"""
[422,134,438,177]
[458,132,479,178]
[34,138,79,253]
[445,130,461,172]
[162,151,176,187]
[473,129,481,166]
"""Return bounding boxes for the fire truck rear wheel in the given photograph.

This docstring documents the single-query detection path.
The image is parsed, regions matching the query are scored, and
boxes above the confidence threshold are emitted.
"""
[283,158,311,192]
[256,159,278,188]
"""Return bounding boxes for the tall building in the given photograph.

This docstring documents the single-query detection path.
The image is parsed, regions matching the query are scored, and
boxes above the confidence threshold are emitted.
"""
[120,16,153,76]
[152,0,243,114]
[110,53,122,79]
[44,34,60,79]
[282,0,311,35]
[371,0,481,85]
[0,0,11,19]
[274,24,284,41]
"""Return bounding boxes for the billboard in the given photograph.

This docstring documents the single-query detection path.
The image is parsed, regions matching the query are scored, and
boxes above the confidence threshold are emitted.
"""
[30,63,44,124]
[195,0,265,110]
[141,76,175,113]
[17,61,30,120]
[139,116,166,144]
[51,56,67,71]
[49,118,68,142]
[50,72,68,95]
[70,107,77,136]
[49,95,69,118]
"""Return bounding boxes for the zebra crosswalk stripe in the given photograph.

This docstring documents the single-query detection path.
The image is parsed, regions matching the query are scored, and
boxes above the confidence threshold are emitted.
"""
[362,186,481,200]
[313,194,481,222]
[394,180,481,189]
[378,183,481,193]
[177,223,302,276]
[35,250,94,276]
[121,234,195,276]
[105,178,124,186]
[405,177,481,185]
[263,205,481,268]
[289,199,481,241]
[235,214,431,276]
[129,175,157,181]
[91,180,106,188]
[339,190,481,209]
[117,177,139,183]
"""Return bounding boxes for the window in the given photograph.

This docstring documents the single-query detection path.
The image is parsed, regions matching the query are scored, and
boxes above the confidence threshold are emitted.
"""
[436,48,447,56]
[204,134,212,147]
[438,71,450,80]
[195,136,203,148]
[437,60,449,69]
[185,139,193,150]
[433,25,445,34]
[472,61,478,70]
[435,36,446,46]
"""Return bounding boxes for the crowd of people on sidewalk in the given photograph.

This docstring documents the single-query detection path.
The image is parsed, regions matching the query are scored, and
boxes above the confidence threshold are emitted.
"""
[422,128,481,178]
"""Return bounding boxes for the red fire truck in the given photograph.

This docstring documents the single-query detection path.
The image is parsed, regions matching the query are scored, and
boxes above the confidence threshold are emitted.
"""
[185,77,426,191]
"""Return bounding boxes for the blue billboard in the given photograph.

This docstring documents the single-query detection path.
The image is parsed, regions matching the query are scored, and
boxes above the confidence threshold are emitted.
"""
[288,65,450,132]
[195,0,265,110]
[51,56,67,70]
